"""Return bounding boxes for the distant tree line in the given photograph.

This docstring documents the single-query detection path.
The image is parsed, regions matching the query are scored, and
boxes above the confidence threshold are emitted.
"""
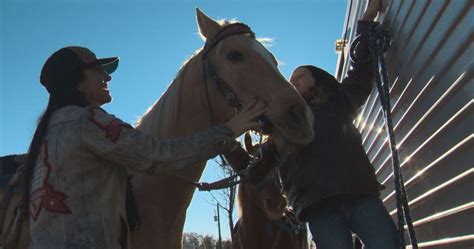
[182,232,232,249]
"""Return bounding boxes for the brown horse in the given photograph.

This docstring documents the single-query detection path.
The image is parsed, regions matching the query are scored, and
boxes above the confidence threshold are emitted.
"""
[0,155,29,248]
[131,9,314,249]
[229,135,308,249]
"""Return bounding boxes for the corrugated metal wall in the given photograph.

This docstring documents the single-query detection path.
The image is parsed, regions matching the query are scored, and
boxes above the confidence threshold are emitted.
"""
[335,1,473,248]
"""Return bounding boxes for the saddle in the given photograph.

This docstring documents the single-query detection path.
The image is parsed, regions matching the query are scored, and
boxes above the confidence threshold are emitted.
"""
[126,175,140,232]
[0,154,27,249]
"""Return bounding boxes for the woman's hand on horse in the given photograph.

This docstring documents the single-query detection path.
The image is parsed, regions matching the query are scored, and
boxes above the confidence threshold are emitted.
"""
[225,98,268,138]
[362,0,383,21]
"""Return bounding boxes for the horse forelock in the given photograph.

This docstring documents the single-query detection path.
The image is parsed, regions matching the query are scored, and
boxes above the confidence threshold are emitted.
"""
[198,18,238,41]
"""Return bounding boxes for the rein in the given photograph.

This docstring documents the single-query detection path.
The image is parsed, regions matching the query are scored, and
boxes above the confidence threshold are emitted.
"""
[175,138,288,192]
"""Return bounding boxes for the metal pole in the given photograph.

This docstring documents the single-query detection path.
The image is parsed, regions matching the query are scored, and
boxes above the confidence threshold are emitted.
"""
[217,203,223,249]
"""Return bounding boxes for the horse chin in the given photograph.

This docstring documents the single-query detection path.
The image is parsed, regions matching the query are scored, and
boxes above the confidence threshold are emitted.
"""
[269,123,313,148]
[281,127,314,145]
[270,134,301,156]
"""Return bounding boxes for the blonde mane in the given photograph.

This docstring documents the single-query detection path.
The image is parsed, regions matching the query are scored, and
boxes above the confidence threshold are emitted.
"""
[136,19,239,131]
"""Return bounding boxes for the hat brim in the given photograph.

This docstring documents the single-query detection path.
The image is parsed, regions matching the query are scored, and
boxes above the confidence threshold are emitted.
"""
[87,57,119,74]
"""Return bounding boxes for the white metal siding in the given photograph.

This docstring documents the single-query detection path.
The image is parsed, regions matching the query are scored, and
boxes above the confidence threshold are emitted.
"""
[336,1,473,248]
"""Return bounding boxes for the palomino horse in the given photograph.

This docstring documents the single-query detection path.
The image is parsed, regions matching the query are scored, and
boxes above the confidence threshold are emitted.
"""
[0,9,314,249]
[131,9,313,249]
[227,135,308,249]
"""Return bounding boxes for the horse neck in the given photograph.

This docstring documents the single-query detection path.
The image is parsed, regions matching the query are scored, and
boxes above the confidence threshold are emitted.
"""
[238,183,275,248]
[130,51,235,249]
[136,55,204,136]
[137,51,233,137]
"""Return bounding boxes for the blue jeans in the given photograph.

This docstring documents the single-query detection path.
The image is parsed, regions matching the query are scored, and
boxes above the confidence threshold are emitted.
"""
[306,195,400,249]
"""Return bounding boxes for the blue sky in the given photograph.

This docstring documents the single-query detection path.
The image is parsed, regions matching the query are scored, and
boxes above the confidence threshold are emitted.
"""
[1,0,346,240]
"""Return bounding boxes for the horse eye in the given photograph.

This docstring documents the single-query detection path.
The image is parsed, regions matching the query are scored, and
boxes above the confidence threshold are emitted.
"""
[227,50,244,62]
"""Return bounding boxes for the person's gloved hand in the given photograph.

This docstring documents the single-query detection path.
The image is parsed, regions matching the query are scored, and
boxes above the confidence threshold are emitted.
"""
[362,0,383,21]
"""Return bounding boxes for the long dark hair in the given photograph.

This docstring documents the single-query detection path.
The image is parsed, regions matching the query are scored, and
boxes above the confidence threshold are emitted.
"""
[297,65,340,107]
[21,68,87,211]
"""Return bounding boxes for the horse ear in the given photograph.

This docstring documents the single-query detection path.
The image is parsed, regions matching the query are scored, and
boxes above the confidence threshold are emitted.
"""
[244,132,257,155]
[196,8,220,40]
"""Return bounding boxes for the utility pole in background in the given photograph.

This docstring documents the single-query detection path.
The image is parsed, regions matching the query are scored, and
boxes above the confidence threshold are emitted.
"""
[214,203,223,249]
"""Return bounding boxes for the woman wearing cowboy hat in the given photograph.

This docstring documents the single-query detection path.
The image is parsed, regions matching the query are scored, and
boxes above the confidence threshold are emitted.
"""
[23,46,267,249]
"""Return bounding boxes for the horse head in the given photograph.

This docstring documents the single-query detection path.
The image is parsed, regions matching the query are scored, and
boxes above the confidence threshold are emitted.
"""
[196,9,314,150]
[237,133,287,220]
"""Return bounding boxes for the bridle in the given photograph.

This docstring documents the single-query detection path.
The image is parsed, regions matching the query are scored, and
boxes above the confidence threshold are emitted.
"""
[201,23,274,132]
[201,23,255,121]
[265,212,308,249]
[174,22,285,191]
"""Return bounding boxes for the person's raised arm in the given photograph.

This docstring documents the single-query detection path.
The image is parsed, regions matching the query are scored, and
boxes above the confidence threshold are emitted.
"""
[80,99,268,174]
[340,0,384,112]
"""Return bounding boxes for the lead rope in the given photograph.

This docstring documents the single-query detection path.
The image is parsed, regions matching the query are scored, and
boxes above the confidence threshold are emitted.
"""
[175,130,267,192]
[353,22,418,248]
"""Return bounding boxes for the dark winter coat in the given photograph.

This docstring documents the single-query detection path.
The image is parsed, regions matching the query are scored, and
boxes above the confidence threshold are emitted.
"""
[281,21,381,220]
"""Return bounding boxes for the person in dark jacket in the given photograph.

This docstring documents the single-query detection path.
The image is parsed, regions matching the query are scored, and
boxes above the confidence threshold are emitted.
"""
[280,1,400,248]
[224,1,399,248]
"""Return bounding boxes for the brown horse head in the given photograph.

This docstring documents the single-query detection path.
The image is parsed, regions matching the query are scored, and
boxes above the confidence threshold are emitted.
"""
[237,133,287,220]
[196,8,314,148]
